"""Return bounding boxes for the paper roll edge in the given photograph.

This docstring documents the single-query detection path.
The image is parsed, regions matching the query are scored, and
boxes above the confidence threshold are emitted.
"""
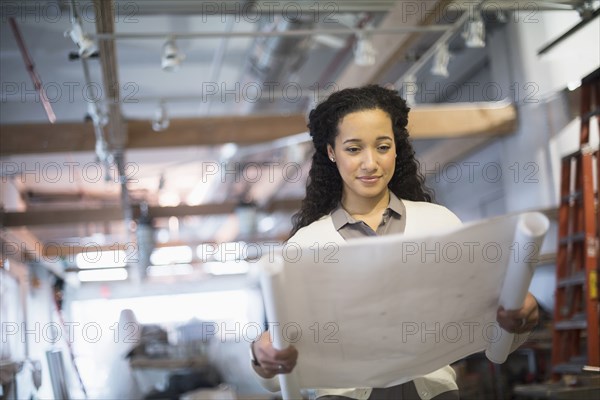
[518,212,550,239]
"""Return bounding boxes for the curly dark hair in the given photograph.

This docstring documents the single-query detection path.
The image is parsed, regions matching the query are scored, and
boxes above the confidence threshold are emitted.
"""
[290,84,433,237]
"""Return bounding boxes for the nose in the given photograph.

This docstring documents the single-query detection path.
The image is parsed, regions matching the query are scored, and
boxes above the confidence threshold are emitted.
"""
[361,149,377,171]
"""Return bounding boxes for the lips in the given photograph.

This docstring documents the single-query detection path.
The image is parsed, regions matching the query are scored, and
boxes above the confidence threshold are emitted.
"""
[358,176,381,183]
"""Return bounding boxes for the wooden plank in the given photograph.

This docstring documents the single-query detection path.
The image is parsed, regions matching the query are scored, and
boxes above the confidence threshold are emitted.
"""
[0,198,301,227]
[408,101,517,138]
[126,114,308,148]
[0,122,97,154]
[1,103,515,155]
[0,114,308,155]
[1,229,65,278]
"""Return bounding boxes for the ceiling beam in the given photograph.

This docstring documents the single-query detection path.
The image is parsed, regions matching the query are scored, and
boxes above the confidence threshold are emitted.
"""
[0,198,302,227]
[126,115,308,148]
[0,114,308,155]
[1,228,65,278]
[407,101,517,138]
[0,102,515,155]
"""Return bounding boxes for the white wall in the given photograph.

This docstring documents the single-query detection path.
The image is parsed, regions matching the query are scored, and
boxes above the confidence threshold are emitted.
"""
[429,9,599,313]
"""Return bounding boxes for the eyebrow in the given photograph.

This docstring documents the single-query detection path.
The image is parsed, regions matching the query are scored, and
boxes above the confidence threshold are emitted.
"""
[342,136,394,144]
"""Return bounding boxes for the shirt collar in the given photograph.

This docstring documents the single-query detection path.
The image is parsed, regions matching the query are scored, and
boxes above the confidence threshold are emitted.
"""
[331,191,404,231]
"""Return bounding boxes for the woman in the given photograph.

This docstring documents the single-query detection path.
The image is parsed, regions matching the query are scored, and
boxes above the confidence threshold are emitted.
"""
[250,85,539,399]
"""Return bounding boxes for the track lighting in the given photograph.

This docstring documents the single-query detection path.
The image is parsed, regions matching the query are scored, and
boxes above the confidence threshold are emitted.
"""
[431,43,451,77]
[152,101,170,132]
[66,21,97,58]
[161,38,185,72]
[495,10,507,23]
[353,32,377,66]
[462,12,486,48]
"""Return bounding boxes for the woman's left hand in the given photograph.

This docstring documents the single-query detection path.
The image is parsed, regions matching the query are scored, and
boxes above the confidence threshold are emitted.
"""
[496,292,539,334]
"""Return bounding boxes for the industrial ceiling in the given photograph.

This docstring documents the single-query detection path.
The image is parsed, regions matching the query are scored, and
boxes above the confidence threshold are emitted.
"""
[0,0,587,282]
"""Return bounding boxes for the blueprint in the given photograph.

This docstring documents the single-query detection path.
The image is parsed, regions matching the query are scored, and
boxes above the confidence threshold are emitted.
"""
[259,212,549,395]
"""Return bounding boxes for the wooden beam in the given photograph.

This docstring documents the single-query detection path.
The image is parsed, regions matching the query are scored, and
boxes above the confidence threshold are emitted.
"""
[0,114,308,155]
[126,114,308,148]
[408,101,517,138]
[0,122,97,154]
[0,198,302,227]
[1,228,65,278]
[1,102,515,156]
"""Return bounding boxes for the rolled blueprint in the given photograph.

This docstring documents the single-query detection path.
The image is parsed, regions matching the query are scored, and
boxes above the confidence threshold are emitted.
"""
[260,256,303,400]
[257,211,550,389]
[485,212,550,363]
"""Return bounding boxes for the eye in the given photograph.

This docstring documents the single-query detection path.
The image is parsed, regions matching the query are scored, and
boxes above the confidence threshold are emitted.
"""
[345,147,360,153]
[378,145,391,152]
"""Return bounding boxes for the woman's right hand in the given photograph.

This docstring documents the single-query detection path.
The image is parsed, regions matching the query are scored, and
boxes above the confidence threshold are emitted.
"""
[251,330,298,378]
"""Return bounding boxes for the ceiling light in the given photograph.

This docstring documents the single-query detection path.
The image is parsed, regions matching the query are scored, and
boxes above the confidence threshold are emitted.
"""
[353,32,377,66]
[158,191,180,207]
[220,143,238,160]
[75,250,126,269]
[78,268,128,282]
[150,246,193,265]
[161,38,184,72]
[152,101,169,131]
[462,12,486,48]
[431,43,451,77]
[147,264,193,277]
[495,10,507,23]
[204,260,250,276]
[66,21,97,58]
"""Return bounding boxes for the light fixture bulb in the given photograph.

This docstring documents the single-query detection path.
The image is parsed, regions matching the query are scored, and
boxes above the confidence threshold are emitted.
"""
[353,32,377,66]
[431,43,451,77]
[462,13,486,48]
[152,102,170,132]
[161,38,184,72]
[67,22,97,58]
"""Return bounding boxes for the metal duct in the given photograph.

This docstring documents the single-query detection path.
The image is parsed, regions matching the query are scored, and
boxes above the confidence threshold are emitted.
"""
[248,17,313,80]
[238,16,314,113]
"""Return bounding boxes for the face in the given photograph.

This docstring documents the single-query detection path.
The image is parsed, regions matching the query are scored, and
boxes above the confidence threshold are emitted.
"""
[327,108,396,209]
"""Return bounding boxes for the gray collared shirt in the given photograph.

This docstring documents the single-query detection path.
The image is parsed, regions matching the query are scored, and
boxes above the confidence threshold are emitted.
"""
[330,191,406,240]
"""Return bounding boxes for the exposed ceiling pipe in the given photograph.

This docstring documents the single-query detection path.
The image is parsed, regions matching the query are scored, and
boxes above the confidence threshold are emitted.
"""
[217,15,315,202]
[235,16,316,117]
[538,6,599,54]
[80,57,111,165]
[46,0,577,15]
[8,18,56,123]
[92,25,453,40]
[92,0,134,230]
[49,1,398,15]
[201,15,236,115]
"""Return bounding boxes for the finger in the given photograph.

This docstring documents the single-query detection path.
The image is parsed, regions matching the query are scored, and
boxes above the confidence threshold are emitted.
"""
[256,343,292,360]
[261,360,297,374]
[496,311,523,333]
[273,346,298,362]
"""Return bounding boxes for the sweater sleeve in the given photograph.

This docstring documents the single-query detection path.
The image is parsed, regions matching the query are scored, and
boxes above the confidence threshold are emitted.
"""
[252,370,281,392]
